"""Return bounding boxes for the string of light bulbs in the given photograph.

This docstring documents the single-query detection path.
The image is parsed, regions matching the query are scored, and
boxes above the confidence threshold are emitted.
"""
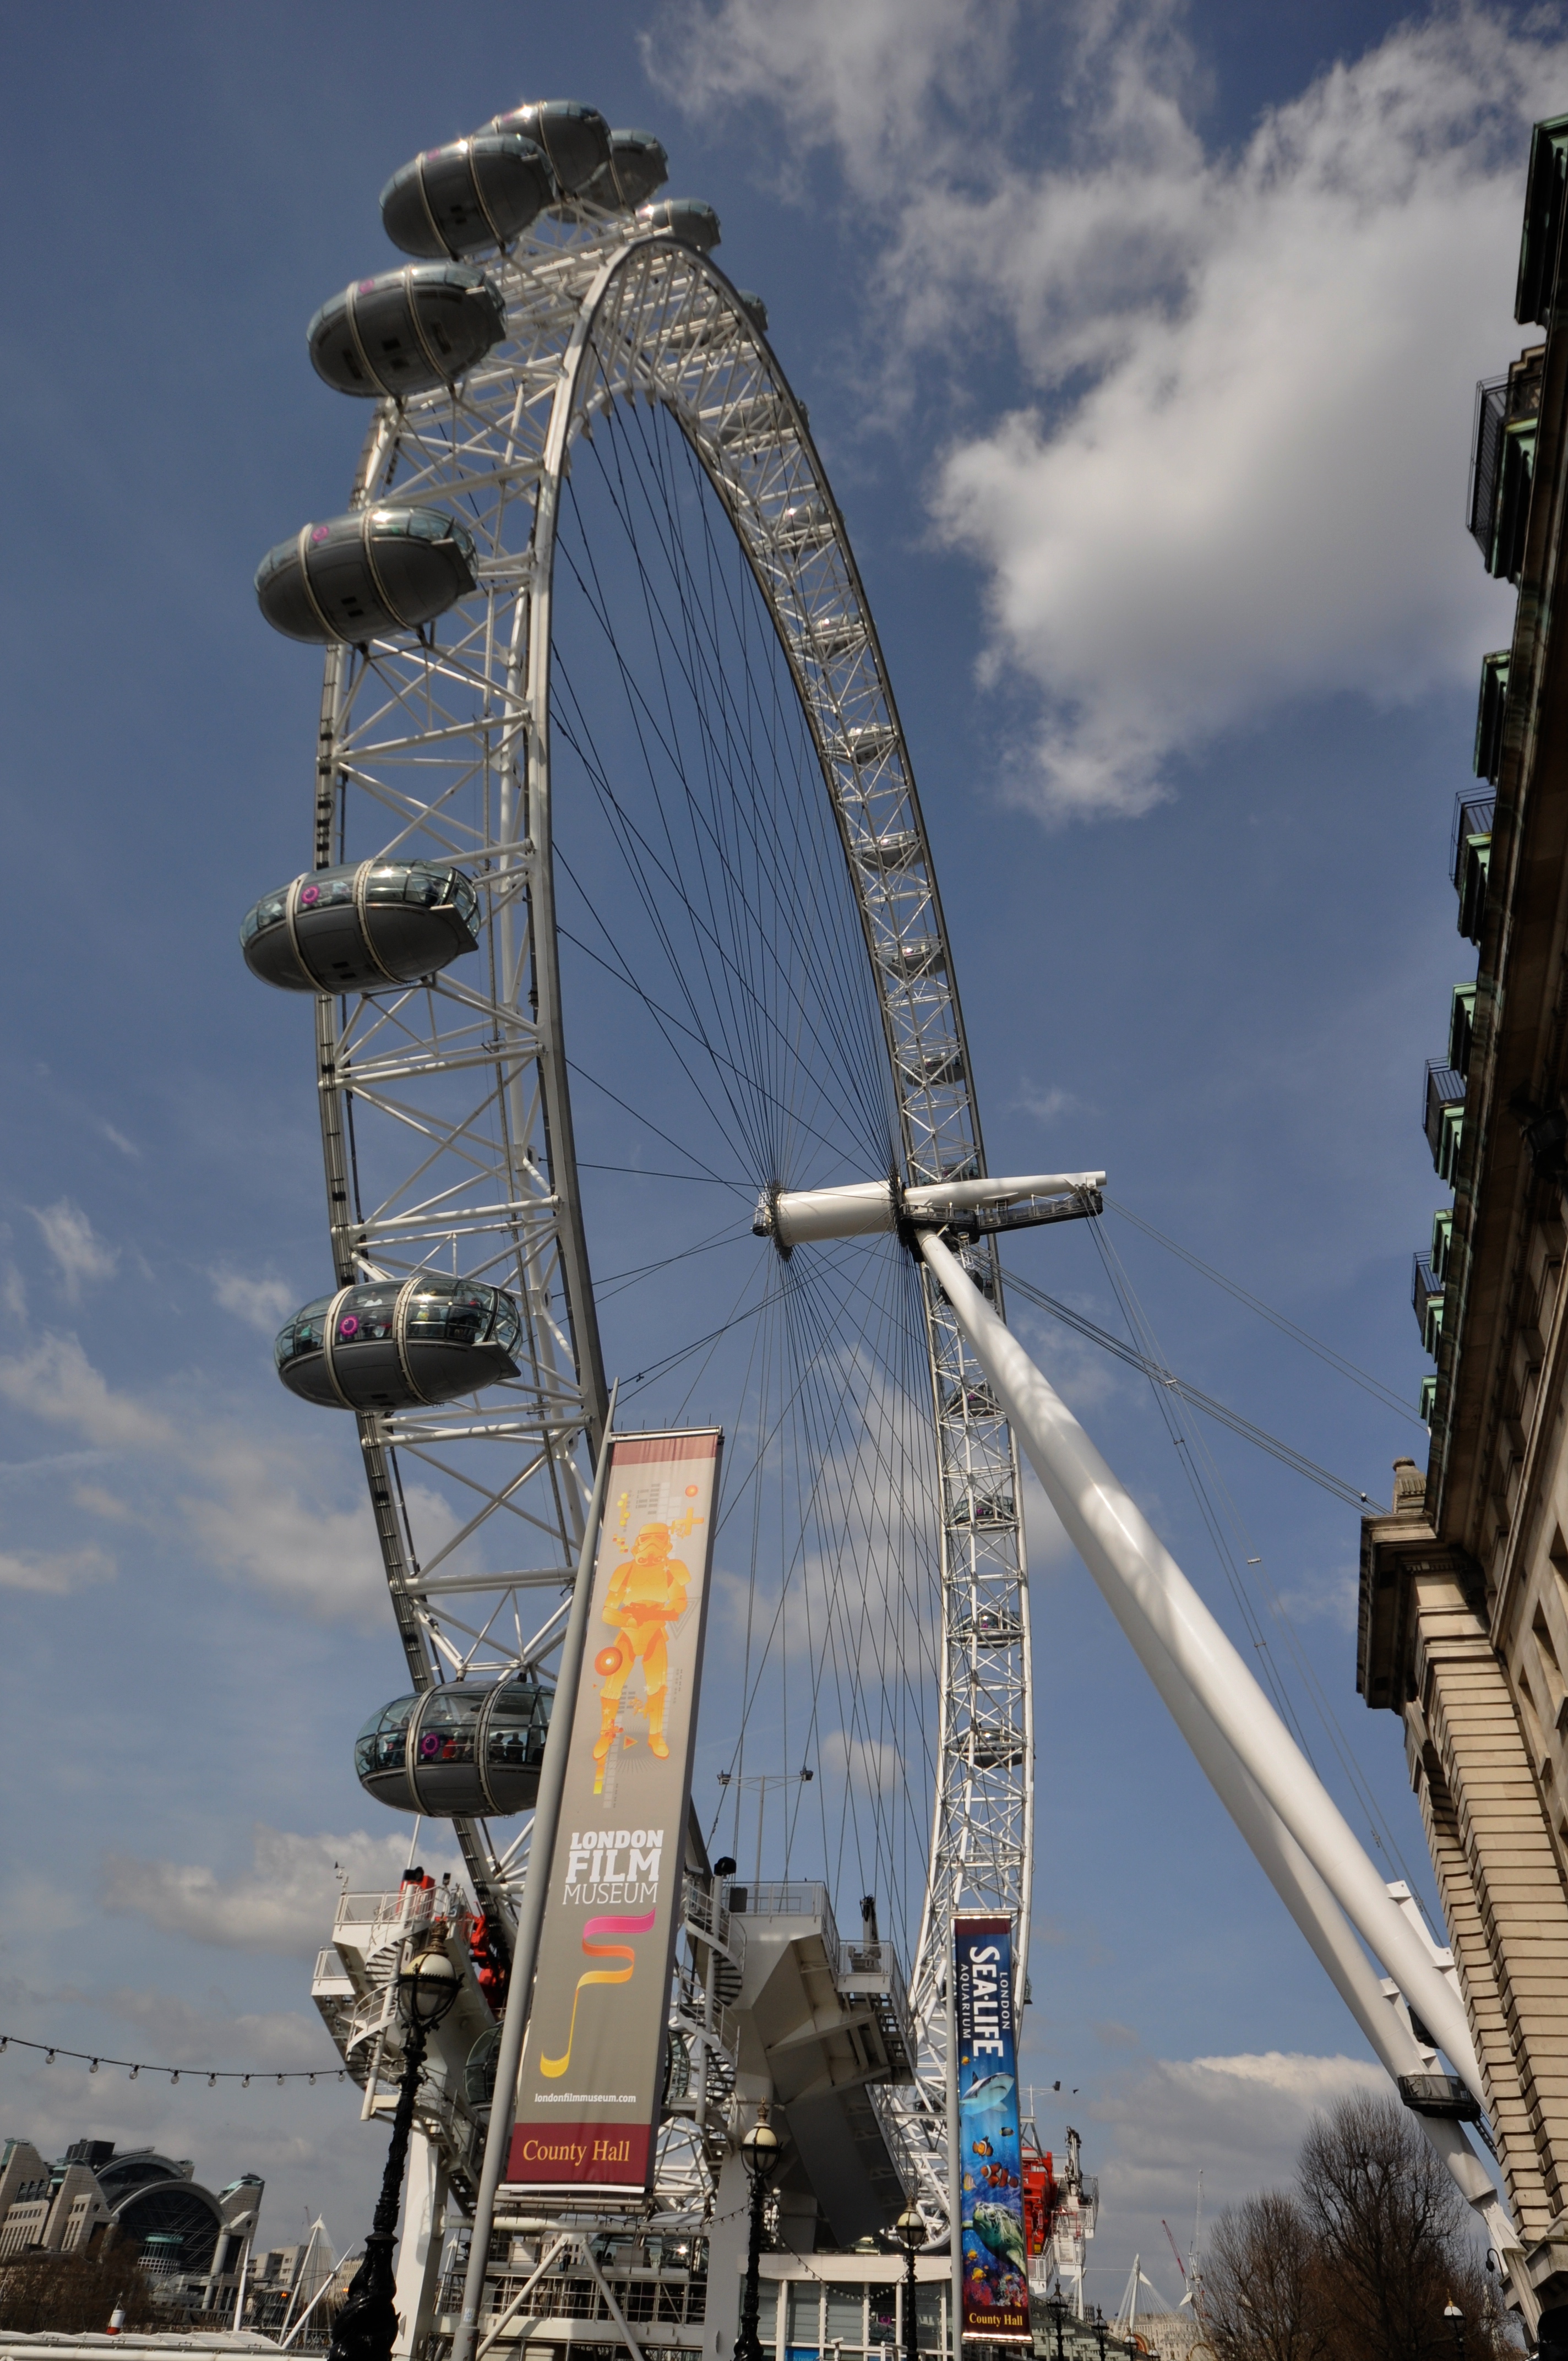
[0,2033,347,2087]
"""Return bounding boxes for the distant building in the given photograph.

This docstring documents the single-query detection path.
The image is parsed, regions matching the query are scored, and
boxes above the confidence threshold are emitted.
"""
[247,2227,337,2337]
[0,2136,263,2313]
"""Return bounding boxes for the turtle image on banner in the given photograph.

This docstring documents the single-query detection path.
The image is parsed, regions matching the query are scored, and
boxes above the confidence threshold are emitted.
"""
[508,1428,722,2194]
[954,1916,1031,2343]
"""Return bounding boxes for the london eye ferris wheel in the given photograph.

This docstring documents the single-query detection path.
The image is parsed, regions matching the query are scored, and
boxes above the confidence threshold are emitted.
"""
[244,96,1033,2232]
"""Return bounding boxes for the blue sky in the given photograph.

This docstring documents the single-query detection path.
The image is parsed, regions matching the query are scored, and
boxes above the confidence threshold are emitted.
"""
[0,0,1554,2291]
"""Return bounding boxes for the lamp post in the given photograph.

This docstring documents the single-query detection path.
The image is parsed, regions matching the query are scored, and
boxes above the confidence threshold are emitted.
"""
[1444,2298,1464,2360]
[1046,2288,1068,2361]
[1093,2304,1108,2361]
[736,2107,781,2361]
[891,2207,925,2361]
[326,1948,460,2361]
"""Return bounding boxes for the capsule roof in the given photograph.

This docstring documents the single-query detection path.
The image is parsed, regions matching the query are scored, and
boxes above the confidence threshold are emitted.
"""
[580,129,669,211]
[486,101,612,194]
[307,264,505,398]
[638,197,721,254]
[380,133,552,259]
[254,505,476,644]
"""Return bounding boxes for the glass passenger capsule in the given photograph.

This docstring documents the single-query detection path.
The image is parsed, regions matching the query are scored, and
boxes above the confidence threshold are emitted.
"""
[254,506,476,644]
[307,264,506,398]
[380,133,553,260]
[355,1675,552,1817]
[239,859,479,994]
[734,289,769,333]
[275,1275,522,1411]
[486,101,612,194]
[638,197,721,253]
[579,129,669,210]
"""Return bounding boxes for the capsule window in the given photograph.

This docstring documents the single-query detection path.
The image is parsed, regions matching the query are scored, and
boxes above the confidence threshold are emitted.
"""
[297,875,354,911]
[355,1698,415,1781]
[241,891,287,945]
[336,1286,398,1345]
[276,1302,331,1369]
[416,1689,482,1765]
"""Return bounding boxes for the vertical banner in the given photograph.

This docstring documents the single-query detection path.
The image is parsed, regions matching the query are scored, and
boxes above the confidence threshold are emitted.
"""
[954,1917,1031,2343]
[508,1429,722,2193]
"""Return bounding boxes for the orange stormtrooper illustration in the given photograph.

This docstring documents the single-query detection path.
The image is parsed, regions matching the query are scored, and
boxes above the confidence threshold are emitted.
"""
[591,1500,699,1795]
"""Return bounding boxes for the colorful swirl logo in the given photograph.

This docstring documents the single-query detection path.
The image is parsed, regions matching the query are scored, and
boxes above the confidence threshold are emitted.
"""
[539,1910,657,2079]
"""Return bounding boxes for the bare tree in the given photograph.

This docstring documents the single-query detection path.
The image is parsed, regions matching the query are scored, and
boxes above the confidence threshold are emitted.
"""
[1202,2189,1331,2361]
[1298,2093,1501,2361]
[0,2251,161,2335]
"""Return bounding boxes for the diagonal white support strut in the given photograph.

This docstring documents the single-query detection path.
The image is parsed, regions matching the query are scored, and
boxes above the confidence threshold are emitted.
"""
[910,1225,1486,2104]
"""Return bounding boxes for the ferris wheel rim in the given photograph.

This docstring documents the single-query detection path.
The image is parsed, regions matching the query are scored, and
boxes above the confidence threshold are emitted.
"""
[525,231,1033,2103]
[301,207,1032,2216]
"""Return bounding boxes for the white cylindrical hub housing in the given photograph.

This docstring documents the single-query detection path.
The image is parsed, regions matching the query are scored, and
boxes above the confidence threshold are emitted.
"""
[758,1171,1105,1248]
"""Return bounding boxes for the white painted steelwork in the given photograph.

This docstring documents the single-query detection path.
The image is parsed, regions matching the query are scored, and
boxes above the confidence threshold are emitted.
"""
[293,196,1028,2222]
[912,1223,1485,2102]
[759,1172,1104,1248]
[771,1170,1527,2298]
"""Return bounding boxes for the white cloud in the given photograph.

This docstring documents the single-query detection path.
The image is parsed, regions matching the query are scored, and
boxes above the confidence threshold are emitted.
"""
[650,2,1561,822]
[819,1727,903,1793]
[1012,1080,1083,1126]
[28,1200,118,1300]
[211,1270,297,1335]
[924,13,1555,818]
[0,1330,406,1624]
[100,1824,449,1956]
[0,1542,114,1594]
[0,1334,176,1449]
[97,1989,333,2072]
[642,0,1015,197]
[1279,1565,1360,1631]
[1087,2049,1385,2264]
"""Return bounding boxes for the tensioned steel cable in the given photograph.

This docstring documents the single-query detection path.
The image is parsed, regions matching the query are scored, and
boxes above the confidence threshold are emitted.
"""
[551,387,940,1944]
[558,426,894,1178]
[611,384,896,1165]
[1000,1264,1382,1514]
[1077,1222,1427,1895]
[1106,1198,1422,1426]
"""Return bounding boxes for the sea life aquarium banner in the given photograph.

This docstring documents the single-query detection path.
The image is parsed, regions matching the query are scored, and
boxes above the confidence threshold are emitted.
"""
[954,1916,1030,2343]
[508,1429,721,2193]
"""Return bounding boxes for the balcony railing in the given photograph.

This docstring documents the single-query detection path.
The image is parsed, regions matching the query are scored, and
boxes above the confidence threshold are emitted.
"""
[1518,116,1568,324]
[1448,982,1478,1078]
[1412,1256,1444,1358]
[1473,650,1510,785]
[1469,350,1544,581]
[1449,792,1496,891]
[1429,1205,1453,1286]
[1424,1063,1466,1183]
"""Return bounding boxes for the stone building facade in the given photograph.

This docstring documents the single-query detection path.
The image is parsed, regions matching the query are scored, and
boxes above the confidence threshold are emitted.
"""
[1360,112,1568,2346]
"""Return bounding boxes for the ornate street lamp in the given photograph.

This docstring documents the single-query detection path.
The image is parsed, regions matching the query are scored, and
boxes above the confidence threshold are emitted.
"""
[735,2107,781,2361]
[1046,2287,1068,2361]
[327,1948,461,2361]
[890,2207,925,2361]
[1444,2297,1465,2360]
[1093,2303,1108,2361]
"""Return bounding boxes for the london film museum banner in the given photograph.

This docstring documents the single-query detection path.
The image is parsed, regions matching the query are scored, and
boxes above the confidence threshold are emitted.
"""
[508,1429,722,2194]
[954,1916,1030,2343]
